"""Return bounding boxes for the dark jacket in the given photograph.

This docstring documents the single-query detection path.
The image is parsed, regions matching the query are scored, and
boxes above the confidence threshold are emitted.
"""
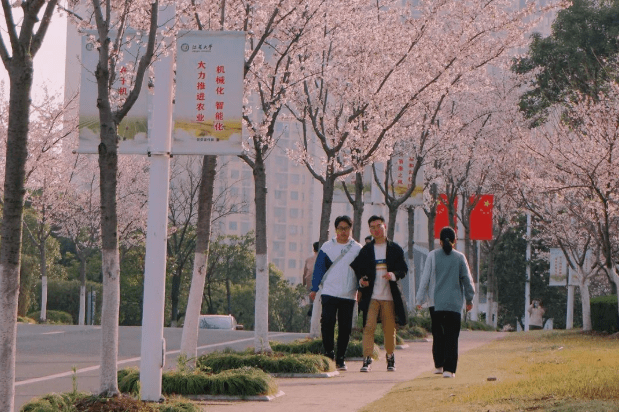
[350,240,408,326]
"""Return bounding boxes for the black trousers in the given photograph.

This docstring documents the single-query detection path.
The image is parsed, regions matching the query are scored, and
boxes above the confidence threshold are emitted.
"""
[430,307,461,373]
[321,294,355,361]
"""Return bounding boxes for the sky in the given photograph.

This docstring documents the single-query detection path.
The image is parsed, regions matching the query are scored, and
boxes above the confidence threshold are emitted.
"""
[0,11,67,100]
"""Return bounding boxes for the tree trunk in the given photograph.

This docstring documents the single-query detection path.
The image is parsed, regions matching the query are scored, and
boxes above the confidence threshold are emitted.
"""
[351,173,364,242]
[180,155,216,367]
[40,240,48,323]
[0,57,34,412]
[78,256,86,325]
[386,203,398,241]
[98,98,121,397]
[226,277,232,315]
[406,206,416,307]
[427,184,438,251]
[578,274,592,331]
[318,176,336,245]
[253,156,272,352]
[170,266,182,327]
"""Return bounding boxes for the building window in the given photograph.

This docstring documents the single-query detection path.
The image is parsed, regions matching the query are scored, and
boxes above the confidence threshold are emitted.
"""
[290,174,300,184]
[241,222,250,234]
[289,242,297,251]
[290,208,299,218]
[290,191,299,200]
[274,190,285,200]
[229,221,238,231]
[289,225,298,235]
[288,259,297,269]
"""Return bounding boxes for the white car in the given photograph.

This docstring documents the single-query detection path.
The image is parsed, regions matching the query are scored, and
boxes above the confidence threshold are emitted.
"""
[198,314,244,330]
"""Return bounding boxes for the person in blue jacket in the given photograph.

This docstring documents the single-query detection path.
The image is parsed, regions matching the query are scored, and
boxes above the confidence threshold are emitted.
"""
[310,216,362,371]
[416,226,475,378]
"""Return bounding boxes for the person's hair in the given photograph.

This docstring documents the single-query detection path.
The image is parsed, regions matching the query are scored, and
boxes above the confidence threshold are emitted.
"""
[368,215,385,226]
[312,242,319,252]
[439,226,456,255]
[334,215,353,228]
[364,235,372,242]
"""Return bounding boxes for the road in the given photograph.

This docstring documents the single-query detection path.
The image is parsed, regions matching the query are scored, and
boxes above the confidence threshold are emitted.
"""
[14,323,306,411]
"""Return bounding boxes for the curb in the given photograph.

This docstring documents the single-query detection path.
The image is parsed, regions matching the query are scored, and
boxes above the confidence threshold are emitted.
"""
[186,390,286,402]
[271,371,340,378]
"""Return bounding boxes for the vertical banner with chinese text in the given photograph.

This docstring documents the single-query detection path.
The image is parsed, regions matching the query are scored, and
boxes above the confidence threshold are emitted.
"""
[549,248,567,286]
[78,31,150,154]
[173,31,245,155]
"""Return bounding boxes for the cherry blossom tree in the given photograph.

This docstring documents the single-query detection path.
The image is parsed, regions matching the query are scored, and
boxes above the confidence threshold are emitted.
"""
[516,82,619,326]
[287,0,551,246]
[0,0,61,404]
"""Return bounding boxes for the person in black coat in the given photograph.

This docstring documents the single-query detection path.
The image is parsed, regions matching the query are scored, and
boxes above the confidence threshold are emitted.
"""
[350,215,408,372]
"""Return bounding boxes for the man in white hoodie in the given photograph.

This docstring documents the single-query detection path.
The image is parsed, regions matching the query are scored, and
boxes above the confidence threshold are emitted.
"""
[310,216,362,371]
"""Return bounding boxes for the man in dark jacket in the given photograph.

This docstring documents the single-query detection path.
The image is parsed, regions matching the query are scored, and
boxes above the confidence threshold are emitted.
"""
[350,215,408,372]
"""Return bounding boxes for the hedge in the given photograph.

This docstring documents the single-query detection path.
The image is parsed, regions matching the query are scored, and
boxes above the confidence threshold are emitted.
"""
[591,295,619,333]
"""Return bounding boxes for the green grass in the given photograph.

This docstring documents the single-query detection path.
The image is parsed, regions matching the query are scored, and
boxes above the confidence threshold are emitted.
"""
[361,330,619,412]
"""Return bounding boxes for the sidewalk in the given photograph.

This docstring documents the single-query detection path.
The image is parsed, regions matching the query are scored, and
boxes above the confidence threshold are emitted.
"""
[198,331,507,412]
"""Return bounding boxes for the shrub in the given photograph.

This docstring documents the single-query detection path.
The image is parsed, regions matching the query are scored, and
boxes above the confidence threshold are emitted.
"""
[32,280,103,324]
[408,311,432,331]
[461,319,496,331]
[196,352,332,374]
[20,393,77,412]
[27,310,74,325]
[398,325,428,339]
[591,295,619,333]
[18,316,36,324]
[118,367,277,397]
[270,338,379,359]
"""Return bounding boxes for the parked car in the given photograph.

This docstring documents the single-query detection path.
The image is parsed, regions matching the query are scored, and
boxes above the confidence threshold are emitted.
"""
[198,314,244,330]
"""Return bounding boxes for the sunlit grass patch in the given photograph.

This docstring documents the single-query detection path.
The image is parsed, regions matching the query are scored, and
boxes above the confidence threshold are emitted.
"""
[361,330,619,412]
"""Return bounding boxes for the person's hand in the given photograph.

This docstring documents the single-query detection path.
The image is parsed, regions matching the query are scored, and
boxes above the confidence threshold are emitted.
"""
[416,304,422,310]
[310,291,316,302]
[465,303,473,312]
[359,277,369,287]
[382,272,394,281]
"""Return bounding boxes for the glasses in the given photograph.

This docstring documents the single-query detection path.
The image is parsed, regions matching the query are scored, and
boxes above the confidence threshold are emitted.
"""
[336,226,351,232]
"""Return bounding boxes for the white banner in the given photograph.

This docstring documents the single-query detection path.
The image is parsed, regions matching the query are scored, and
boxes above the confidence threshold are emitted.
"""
[78,31,151,154]
[549,248,567,286]
[173,31,245,155]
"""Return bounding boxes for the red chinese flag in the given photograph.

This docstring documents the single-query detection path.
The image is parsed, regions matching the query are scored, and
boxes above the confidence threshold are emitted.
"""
[469,194,494,240]
[434,194,458,239]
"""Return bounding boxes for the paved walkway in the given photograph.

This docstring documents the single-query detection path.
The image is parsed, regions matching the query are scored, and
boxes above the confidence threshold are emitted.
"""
[198,331,506,412]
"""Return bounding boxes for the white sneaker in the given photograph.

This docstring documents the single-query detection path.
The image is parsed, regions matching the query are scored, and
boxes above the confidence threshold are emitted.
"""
[443,371,455,378]
[433,367,443,374]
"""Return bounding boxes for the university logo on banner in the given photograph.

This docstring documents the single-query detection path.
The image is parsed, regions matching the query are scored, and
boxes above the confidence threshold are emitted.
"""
[173,31,245,155]
[434,194,457,239]
[469,195,494,240]
[78,31,150,154]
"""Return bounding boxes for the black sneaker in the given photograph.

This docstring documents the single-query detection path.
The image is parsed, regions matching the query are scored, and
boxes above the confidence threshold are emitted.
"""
[387,353,395,372]
[336,361,347,371]
[360,356,372,372]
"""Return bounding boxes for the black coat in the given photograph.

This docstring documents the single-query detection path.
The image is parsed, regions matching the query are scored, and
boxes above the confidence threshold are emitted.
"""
[350,240,408,326]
